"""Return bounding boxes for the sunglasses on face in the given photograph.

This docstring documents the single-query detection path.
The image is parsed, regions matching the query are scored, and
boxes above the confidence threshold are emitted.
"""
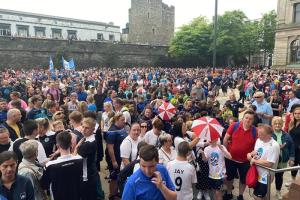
[254,96,263,98]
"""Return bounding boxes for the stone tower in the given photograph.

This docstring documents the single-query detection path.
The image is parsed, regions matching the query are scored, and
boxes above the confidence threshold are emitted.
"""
[128,0,175,46]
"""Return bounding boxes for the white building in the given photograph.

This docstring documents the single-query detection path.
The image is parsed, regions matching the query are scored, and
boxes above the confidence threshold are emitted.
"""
[0,8,120,42]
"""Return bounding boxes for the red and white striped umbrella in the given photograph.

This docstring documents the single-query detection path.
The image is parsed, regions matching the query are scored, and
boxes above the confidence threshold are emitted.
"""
[282,85,292,91]
[191,117,224,142]
[137,87,146,94]
[158,102,176,121]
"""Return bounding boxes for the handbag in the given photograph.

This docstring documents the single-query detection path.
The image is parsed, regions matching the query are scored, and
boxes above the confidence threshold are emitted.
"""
[246,164,258,188]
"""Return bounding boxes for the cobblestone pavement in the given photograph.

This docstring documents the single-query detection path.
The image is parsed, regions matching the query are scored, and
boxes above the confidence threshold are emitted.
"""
[98,88,297,200]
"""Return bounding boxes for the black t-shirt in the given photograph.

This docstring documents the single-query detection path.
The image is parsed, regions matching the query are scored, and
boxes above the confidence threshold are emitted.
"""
[12,138,29,162]
[78,135,98,181]
[41,155,83,200]
[290,124,300,149]
[225,100,244,118]
[94,93,105,111]
[267,96,282,116]
[38,132,57,157]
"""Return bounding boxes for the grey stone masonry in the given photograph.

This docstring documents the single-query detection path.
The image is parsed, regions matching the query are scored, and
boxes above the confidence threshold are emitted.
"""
[128,0,175,46]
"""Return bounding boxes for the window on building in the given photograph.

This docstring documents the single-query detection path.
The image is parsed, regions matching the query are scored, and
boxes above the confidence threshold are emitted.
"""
[152,28,155,35]
[34,27,45,37]
[67,30,77,40]
[295,4,300,23]
[17,25,29,37]
[290,40,300,63]
[0,23,11,36]
[148,0,150,3]
[52,28,62,39]
[109,34,115,41]
[97,33,104,40]
[148,12,150,19]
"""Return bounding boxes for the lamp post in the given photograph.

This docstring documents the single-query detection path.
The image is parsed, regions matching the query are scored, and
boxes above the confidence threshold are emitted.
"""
[212,0,218,73]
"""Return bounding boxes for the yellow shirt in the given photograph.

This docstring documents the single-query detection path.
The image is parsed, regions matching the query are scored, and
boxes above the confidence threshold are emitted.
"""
[9,123,20,138]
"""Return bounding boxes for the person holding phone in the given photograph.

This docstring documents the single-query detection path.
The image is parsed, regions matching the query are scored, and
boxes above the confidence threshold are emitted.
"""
[122,144,177,200]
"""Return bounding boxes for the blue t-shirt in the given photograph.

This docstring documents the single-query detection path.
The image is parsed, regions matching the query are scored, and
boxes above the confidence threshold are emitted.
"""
[122,164,175,200]
[106,126,127,164]
[87,104,97,112]
[77,91,88,101]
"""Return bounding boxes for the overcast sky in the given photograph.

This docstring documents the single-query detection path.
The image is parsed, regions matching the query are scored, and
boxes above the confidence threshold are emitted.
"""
[1,0,277,29]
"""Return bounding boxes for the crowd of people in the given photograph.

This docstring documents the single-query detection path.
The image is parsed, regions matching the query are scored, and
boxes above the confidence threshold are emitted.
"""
[0,67,300,200]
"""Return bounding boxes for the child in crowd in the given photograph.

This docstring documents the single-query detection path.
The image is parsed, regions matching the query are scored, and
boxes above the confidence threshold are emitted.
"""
[200,137,232,200]
[167,141,197,200]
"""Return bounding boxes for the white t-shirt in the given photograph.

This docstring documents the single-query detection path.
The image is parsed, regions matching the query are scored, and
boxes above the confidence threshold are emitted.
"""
[144,130,166,147]
[101,112,111,132]
[204,145,228,179]
[167,159,197,200]
[254,138,280,184]
[158,147,177,167]
[174,132,195,162]
[120,136,139,170]
[173,132,193,151]
[9,139,48,164]
[67,101,78,112]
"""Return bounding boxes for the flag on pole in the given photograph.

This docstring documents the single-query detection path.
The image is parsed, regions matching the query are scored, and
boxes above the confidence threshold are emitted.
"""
[62,57,75,70]
[49,57,55,73]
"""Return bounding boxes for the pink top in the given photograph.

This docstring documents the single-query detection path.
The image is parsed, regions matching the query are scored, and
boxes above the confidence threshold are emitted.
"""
[8,99,28,110]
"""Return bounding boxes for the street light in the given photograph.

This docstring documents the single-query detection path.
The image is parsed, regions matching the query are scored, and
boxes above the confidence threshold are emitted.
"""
[213,0,218,73]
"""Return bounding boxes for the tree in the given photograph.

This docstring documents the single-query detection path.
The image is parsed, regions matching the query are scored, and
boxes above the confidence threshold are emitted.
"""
[215,10,248,65]
[169,16,212,66]
[258,10,277,66]
[54,46,69,69]
[168,10,276,67]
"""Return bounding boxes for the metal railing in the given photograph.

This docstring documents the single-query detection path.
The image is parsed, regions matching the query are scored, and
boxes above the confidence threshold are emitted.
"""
[256,164,300,200]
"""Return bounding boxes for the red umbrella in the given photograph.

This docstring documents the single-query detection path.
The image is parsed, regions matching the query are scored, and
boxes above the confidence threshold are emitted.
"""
[137,87,146,94]
[191,117,224,141]
[282,85,292,91]
[158,102,176,121]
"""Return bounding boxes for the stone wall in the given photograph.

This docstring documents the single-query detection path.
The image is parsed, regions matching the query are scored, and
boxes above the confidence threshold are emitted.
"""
[0,36,169,69]
[273,0,300,69]
[128,0,174,46]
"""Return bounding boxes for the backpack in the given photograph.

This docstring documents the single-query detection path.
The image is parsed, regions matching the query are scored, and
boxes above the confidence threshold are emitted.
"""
[117,159,140,195]
[232,122,256,140]
[246,164,258,188]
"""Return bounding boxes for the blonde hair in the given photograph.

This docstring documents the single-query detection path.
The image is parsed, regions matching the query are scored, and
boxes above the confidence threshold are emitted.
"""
[35,118,51,132]
[104,102,113,111]
[86,95,95,104]
[53,111,65,121]
[272,116,283,126]
[77,101,88,114]
[52,120,64,128]
[109,113,124,128]
[289,107,300,131]
[82,117,96,129]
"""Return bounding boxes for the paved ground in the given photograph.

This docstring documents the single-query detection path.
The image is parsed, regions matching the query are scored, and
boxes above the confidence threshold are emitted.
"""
[98,88,297,200]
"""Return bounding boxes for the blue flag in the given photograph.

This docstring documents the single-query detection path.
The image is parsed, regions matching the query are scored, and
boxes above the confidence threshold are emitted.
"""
[49,57,55,73]
[62,57,75,70]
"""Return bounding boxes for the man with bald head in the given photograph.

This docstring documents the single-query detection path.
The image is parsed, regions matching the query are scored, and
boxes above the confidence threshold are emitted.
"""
[1,108,23,141]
